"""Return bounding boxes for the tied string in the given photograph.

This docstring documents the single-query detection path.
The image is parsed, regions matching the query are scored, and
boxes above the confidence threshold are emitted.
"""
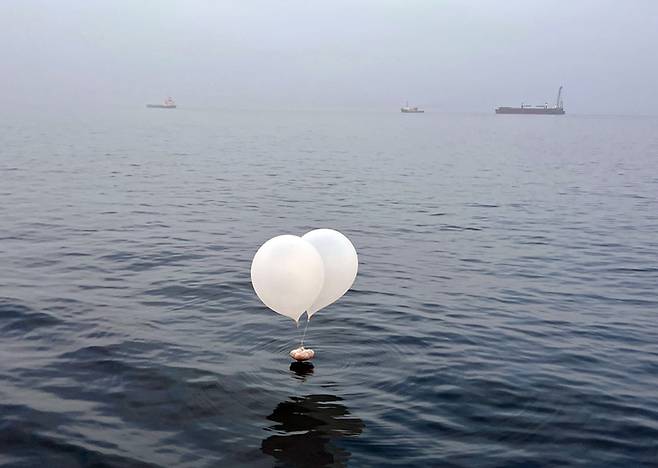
[299,314,310,348]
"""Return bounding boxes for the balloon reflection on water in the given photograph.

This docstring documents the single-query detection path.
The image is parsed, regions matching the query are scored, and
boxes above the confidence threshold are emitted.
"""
[261,394,364,468]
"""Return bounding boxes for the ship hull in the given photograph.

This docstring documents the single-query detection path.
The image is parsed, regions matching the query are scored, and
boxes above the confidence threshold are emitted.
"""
[495,107,564,115]
[401,109,424,113]
[146,104,176,109]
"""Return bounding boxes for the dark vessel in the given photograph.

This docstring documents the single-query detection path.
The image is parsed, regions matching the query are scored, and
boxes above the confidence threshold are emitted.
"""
[496,86,565,115]
[146,97,176,109]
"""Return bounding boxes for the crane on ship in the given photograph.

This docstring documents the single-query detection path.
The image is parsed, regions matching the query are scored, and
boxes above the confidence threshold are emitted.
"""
[555,86,564,109]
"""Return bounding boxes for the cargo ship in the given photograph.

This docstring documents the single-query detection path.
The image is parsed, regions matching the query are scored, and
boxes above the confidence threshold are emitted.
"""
[146,97,176,109]
[401,102,424,113]
[495,86,565,115]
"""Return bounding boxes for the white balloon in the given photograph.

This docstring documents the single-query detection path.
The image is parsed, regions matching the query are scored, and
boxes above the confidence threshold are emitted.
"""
[251,235,325,323]
[302,229,358,318]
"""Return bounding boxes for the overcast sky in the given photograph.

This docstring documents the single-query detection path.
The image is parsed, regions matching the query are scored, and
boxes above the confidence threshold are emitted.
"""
[2,0,657,114]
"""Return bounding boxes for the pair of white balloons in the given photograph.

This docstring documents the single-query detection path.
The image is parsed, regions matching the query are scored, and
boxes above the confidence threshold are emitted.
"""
[251,229,358,324]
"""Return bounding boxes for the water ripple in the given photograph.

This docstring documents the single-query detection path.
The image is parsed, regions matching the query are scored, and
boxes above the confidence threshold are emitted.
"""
[1,111,657,466]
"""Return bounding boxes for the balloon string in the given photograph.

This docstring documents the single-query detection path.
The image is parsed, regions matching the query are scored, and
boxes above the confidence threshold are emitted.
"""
[300,315,310,347]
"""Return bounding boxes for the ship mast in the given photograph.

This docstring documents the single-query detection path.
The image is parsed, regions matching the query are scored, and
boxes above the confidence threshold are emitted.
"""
[556,86,563,109]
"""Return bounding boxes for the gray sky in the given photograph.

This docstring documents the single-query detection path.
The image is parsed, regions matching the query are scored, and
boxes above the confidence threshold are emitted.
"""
[2,0,657,114]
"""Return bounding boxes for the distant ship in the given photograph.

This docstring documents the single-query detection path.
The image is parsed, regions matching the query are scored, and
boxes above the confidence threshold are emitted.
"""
[146,97,176,109]
[401,102,424,113]
[495,86,565,115]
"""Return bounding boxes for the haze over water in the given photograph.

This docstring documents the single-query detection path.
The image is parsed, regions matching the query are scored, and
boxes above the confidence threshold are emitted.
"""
[1,109,657,466]
[3,0,658,115]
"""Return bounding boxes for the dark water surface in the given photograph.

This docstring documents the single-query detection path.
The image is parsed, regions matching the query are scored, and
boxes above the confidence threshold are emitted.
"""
[1,109,657,467]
